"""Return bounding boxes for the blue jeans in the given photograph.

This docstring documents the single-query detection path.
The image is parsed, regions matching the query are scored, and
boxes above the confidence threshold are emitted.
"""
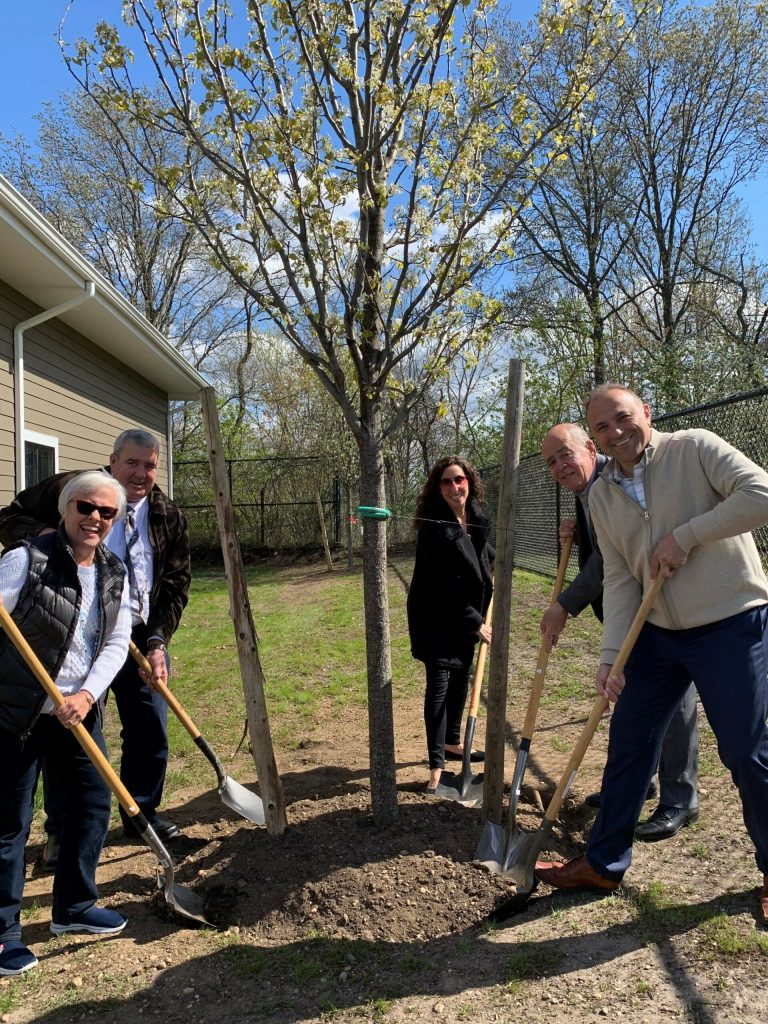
[0,711,111,941]
[45,634,169,834]
[424,660,472,769]
[587,606,768,880]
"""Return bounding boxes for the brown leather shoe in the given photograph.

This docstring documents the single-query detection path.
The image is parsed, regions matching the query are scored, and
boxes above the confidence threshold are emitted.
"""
[535,855,620,892]
[760,875,768,925]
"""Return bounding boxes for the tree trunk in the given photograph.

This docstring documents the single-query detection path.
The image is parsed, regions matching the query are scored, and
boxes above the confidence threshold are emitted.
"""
[357,421,399,825]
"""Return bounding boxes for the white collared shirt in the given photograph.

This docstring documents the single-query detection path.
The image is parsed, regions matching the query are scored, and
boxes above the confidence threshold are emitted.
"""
[105,495,154,621]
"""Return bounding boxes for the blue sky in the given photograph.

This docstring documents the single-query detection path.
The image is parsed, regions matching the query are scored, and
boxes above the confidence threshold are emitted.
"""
[2,2,766,258]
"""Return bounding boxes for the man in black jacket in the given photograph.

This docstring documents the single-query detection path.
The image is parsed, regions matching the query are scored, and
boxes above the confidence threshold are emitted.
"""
[0,428,191,854]
[539,423,699,841]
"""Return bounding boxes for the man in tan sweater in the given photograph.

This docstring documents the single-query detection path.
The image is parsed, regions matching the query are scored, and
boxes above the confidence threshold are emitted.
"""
[535,385,768,925]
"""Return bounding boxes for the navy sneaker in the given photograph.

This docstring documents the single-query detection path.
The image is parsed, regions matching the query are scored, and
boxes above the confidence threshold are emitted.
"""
[50,906,127,936]
[0,941,38,976]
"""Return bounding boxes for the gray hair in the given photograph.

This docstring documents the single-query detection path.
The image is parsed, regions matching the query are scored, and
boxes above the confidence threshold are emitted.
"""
[113,428,160,458]
[58,471,127,521]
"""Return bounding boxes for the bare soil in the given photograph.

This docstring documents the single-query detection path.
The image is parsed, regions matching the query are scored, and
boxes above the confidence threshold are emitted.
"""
[4,574,768,1024]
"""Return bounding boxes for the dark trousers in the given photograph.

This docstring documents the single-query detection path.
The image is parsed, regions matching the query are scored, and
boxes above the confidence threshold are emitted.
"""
[587,606,768,881]
[424,661,472,769]
[46,627,169,834]
[0,712,111,941]
[657,682,698,809]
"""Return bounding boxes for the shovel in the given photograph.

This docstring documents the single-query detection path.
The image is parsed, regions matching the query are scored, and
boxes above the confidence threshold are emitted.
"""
[434,596,494,805]
[0,603,210,927]
[129,641,265,825]
[477,573,665,899]
[475,538,572,863]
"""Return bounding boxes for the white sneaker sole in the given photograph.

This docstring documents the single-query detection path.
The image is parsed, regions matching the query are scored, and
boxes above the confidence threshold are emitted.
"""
[0,955,38,976]
[50,919,127,936]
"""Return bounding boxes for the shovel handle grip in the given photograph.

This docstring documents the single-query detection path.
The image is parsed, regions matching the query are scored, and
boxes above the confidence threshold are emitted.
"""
[467,595,494,718]
[0,602,141,819]
[519,537,574,741]
[542,573,665,824]
[129,640,202,741]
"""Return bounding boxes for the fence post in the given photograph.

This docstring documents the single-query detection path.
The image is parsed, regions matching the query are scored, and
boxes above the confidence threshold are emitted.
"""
[333,476,341,545]
[259,487,265,547]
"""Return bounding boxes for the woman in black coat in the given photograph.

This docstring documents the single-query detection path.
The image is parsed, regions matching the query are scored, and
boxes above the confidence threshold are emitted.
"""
[407,456,494,793]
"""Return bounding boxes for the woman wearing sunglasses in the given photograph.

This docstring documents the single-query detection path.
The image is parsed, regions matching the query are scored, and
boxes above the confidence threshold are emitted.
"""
[407,456,494,794]
[0,471,131,977]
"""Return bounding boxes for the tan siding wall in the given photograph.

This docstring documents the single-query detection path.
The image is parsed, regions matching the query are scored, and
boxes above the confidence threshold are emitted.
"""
[0,281,171,505]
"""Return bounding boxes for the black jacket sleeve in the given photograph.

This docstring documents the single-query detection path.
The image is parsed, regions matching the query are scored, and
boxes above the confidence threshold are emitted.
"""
[0,471,79,548]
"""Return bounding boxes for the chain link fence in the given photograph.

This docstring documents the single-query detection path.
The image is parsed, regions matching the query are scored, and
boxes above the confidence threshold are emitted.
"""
[174,386,768,568]
[511,385,768,579]
[174,456,344,558]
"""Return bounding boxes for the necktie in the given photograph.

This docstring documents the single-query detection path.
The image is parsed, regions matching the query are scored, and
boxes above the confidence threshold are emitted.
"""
[125,504,149,623]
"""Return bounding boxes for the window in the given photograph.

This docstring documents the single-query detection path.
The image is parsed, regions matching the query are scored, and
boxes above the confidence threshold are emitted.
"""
[24,431,58,487]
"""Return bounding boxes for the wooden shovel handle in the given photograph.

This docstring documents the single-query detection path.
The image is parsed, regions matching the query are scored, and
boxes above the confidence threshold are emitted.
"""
[519,537,574,740]
[542,572,665,824]
[0,602,140,818]
[129,640,201,741]
[467,594,494,719]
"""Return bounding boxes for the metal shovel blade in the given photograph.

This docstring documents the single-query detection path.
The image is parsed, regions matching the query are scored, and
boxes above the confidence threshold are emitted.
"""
[157,871,210,926]
[499,819,554,887]
[140,822,211,926]
[474,819,508,871]
[219,774,266,825]
[432,716,484,806]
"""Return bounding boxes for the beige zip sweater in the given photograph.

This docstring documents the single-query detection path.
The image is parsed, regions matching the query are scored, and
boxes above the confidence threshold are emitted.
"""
[589,428,768,665]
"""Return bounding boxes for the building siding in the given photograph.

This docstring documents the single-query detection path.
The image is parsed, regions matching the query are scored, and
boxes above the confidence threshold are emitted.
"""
[0,280,172,505]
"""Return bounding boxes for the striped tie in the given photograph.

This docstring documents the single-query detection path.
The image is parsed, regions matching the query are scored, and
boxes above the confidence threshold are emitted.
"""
[125,504,149,623]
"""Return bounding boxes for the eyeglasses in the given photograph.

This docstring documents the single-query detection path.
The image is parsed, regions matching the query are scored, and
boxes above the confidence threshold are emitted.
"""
[440,474,467,488]
[69,499,119,521]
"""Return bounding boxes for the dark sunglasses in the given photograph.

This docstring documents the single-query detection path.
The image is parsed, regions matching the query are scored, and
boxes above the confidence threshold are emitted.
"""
[69,499,119,521]
[440,474,467,488]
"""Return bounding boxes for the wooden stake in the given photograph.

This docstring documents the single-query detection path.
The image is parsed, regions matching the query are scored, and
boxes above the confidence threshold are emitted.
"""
[199,386,286,834]
[316,490,334,572]
[482,359,525,824]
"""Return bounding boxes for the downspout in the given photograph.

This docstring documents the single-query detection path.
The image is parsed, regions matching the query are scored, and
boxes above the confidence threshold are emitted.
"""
[14,282,96,491]
[166,406,175,499]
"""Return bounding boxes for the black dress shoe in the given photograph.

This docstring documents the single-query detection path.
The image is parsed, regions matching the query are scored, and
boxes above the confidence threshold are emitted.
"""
[123,816,181,842]
[444,749,485,763]
[39,834,59,872]
[585,780,659,809]
[635,805,699,842]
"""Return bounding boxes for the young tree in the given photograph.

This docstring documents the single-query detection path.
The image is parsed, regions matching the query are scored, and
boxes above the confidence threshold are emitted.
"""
[64,0,626,824]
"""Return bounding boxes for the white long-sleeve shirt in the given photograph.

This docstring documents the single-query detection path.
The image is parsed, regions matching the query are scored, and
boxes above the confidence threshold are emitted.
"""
[0,545,131,712]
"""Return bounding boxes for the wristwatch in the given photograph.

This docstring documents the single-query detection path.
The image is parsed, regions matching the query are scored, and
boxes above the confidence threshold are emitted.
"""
[147,640,168,654]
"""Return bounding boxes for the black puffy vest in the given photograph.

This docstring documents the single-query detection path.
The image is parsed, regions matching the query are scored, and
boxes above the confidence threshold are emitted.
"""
[0,527,125,736]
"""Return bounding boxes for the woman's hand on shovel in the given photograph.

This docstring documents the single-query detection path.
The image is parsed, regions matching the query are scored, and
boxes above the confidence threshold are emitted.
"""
[53,691,94,729]
[595,662,626,703]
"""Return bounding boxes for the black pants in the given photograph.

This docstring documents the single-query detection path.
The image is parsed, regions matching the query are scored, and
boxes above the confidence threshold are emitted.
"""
[424,660,471,770]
